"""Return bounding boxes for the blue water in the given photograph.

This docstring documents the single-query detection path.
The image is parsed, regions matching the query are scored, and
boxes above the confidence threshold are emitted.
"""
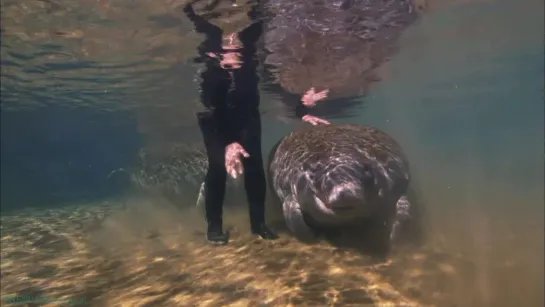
[0,107,143,210]
[0,0,543,305]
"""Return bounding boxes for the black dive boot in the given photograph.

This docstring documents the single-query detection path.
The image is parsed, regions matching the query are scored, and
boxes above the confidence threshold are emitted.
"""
[207,223,229,245]
[251,223,279,240]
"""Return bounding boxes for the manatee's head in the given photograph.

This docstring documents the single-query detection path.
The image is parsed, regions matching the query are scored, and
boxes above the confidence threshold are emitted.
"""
[304,159,376,221]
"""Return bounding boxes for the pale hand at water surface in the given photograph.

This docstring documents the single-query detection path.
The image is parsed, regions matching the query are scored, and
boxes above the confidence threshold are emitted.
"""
[301,87,330,107]
[302,115,331,126]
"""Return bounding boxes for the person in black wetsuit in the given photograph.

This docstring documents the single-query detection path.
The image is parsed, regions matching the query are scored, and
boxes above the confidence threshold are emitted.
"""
[184,0,329,245]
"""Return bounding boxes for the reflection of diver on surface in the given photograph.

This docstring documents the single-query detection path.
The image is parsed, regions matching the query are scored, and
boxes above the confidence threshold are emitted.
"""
[185,1,302,244]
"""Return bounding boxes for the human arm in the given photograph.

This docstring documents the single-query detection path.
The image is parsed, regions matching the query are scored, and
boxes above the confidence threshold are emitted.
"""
[261,80,330,125]
[238,20,263,46]
[237,0,265,45]
[298,88,331,125]
[276,92,330,126]
[183,2,222,36]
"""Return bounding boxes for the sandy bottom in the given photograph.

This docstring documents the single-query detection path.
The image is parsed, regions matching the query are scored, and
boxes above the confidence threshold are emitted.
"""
[0,195,542,307]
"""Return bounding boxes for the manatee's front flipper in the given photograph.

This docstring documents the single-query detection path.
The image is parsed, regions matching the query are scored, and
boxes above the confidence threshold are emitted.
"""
[390,195,412,243]
[283,197,317,242]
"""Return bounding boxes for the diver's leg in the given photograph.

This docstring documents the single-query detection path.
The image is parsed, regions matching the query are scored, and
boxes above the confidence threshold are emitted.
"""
[239,111,278,240]
[197,111,229,245]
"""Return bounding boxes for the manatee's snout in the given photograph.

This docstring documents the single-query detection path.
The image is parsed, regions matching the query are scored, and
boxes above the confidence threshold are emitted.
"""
[314,182,364,214]
[328,189,360,211]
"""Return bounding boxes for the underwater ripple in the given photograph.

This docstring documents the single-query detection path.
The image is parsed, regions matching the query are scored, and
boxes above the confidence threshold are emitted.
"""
[0,0,256,112]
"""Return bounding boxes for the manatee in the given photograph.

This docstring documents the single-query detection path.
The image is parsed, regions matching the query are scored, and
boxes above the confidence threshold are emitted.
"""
[268,124,413,253]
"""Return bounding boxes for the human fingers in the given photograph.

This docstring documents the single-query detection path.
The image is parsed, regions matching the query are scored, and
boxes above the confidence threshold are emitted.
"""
[302,116,319,126]
[237,147,250,158]
[226,160,237,178]
[305,87,316,96]
[318,118,330,125]
[314,90,329,100]
[235,160,245,176]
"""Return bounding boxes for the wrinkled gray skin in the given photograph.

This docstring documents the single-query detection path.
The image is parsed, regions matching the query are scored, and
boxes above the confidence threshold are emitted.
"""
[262,0,421,97]
[268,124,412,252]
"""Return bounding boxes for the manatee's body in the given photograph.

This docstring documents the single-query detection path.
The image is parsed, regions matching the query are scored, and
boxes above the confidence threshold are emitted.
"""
[262,0,422,98]
[268,124,412,252]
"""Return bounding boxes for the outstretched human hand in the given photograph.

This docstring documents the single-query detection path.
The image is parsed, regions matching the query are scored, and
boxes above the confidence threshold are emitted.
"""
[225,142,250,179]
[301,87,329,107]
[302,115,330,126]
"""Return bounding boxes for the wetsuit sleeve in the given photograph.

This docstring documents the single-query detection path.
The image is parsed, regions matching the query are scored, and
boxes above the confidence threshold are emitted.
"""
[238,0,263,44]
[295,103,310,119]
[238,20,263,45]
[184,4,223,65]
[223,124,239,145]
[183,3,222,36]
[261,82,312,120]
[280,91,310,119]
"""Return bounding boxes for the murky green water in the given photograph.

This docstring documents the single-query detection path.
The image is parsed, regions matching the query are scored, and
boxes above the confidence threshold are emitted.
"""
[1,0,543,306]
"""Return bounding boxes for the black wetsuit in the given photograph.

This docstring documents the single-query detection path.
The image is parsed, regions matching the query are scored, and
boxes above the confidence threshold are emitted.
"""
[184,2,277,243]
